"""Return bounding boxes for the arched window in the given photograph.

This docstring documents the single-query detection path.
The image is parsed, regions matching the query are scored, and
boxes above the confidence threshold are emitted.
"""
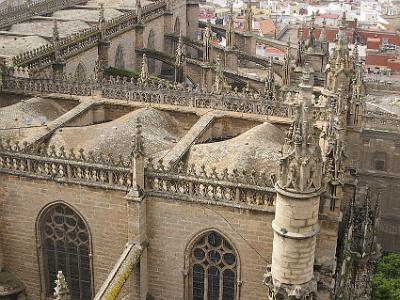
[75,63,87,81]
[115,44,125,69]
[38,203,92,299]
[147,30,156,74]
[188,231,238,300]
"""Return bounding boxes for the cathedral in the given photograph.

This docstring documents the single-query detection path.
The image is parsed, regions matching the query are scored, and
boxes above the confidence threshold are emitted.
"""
[0,0,398,300]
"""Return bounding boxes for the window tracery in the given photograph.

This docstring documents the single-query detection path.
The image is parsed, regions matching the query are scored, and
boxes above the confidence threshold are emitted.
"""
[39,203,92,299]
[189,231,238,300]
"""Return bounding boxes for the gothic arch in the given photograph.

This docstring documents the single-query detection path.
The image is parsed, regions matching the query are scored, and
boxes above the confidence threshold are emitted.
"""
[36,201,94,299]
[115,44,125,69]
[147,29,156,74]
[174,16,181,34]
[184,229,241,300]
[75,62,87,80]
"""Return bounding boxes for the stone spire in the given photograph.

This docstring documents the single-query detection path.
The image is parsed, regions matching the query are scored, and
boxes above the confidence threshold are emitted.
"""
[282,39,291,86]
[136,0,142,23]
[175,32,184,67]
[174,31,185,83]
[139,53,149,84]
[305,12,316,50]
[296,24,305,67]
[264,56,275,99]
[203,22,212,63]
[335,186,382,299]
[352,41,359,65]
[128,119,145,198]
[279,68,322,193]
[226,4,235,49]
[264,67,322,300]
[98,3,106,40]
[245,3,253,33]
[132,120,144,157]
[52,19,61,63]
[54,271,70,300]
[320,19,329,56]
[214,54,226,93]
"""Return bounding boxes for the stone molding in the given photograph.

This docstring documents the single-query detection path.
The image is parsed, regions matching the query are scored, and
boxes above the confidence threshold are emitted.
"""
[263,265,317,300]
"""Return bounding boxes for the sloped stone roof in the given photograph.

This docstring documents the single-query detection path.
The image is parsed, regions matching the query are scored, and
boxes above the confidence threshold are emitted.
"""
[0,35,48,57]
[186,122,284,173]
[10,20,91,38]
[47,107,190,159]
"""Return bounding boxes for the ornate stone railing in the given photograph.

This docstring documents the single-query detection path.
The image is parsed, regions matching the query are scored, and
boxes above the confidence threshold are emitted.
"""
[145,159,277,211]
[10,0,167,70]
[0,141,133,191]
[364,113,400,131]
[0,0,88,29]
[3,75,292,118]
[0,140,277,211]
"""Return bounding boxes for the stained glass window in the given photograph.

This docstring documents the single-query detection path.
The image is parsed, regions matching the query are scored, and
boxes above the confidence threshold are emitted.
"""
[190,231,237,300]
[40,203,92,299]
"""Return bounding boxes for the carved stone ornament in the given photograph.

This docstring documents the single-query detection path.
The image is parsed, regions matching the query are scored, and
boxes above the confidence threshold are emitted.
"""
[277,69,322,194]
[263,265,317,300]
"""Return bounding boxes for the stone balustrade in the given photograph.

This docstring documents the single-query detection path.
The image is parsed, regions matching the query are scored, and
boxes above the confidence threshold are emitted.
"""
[9,0,167,70]
[3,75,400,131]
[0,0,87,29]
[145,159,276,211]
[0,140,277,211]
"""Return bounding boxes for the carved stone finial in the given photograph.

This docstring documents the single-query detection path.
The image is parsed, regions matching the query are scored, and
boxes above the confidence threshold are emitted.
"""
[139,54,149,84]
[245,3,253,33]
[136,0,142,23]
[203,23,212,63]
[132,119,144,157]
[175,31,184,67]
[226,4,235,49]
[278,67,322,193]
[54,271,70,300]
[52,19,61,63]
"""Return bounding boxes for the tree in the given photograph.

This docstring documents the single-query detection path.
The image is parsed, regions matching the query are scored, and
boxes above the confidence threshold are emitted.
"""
[372,252,400,300]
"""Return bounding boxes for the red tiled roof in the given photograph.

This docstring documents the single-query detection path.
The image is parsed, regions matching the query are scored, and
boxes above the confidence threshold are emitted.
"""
[365,53,396,67]
[318,13,340,19]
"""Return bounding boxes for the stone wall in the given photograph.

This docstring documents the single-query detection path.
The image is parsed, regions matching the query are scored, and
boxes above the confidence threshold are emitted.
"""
[65,46,98,78]
[0,174,129,299]
[108,30,136,71]
[346,129,400,252]
[146,196,274,300]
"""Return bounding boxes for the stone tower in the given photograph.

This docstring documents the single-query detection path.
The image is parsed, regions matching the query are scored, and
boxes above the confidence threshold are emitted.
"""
[264,68,323,299]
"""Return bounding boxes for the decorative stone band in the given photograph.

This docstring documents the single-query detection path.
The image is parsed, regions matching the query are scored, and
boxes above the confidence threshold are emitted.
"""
[275,183,324,199]
[263,265,318,300]
[271,220,320,239]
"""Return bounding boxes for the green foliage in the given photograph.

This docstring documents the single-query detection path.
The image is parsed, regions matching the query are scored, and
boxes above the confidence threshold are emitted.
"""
[372,253,400,300]
[104,67,139,79]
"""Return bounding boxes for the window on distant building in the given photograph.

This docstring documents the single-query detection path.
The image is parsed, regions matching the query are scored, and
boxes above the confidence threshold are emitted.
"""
[188,231,238,300]
[39,203,92,299]
[373,152,387,171]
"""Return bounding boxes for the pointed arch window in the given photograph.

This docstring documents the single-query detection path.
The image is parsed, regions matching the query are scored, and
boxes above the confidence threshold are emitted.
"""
[39,203,92,299]
[115,44,125,69]
[188,231,238,300]
[75,63,87,81]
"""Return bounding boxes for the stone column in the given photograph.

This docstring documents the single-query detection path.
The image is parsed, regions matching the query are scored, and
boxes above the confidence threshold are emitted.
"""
[125,122,148,300]
[134,24,145,73]
[224,49,238,73]
[264,68,322,299]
